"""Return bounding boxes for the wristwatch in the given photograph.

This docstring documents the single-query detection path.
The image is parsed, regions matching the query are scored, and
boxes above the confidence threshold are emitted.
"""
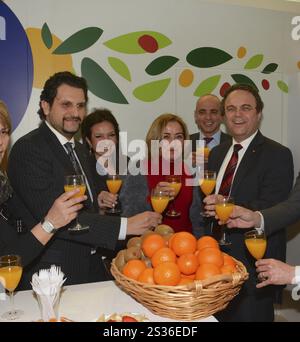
[41,218,58,234]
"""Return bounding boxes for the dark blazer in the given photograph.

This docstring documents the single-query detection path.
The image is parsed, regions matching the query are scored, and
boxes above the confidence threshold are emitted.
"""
[190,130,231,153]
[208,131,294,322]
[7,122,122,289]
[262,172,300,232]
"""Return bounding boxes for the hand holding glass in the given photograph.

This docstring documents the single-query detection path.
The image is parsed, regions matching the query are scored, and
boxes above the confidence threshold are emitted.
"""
[215,196,234,246]
[0,255,23,320]
[165,175,182,217]
[64,175,89,231]
[106,175,123,214]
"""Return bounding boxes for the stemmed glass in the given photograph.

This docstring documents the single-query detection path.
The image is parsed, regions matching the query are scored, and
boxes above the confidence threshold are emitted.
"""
[215,196,235,246]
[0,255,23,320]
[165,175,182,217]
[106,174,123,214]
[150,188,170,214]
[199,170,216,216]
[64,175,89,231]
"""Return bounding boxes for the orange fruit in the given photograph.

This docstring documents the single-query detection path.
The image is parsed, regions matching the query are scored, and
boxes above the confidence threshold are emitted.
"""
[137,268,155,284]
[198,247,224,268]
[151,247,176,268]
[197,236,219,251]
[195,264,221,280]
[177,253,199,275]
[153,262,181,286]
[142,233,165,258]
[123,259,146,280]
[222,253,236,267]
[221,264,237,274]
[178,277,194,285]
[171,232,197,256]
[181,273,196,280]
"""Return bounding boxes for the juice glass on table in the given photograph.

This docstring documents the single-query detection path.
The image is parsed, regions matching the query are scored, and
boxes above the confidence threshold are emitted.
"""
[106,174,123,214]
[165,175,182,217]
[0,255,23,320]
[64,174,89,231]
[215,196,234,246]
[151,188,170,214]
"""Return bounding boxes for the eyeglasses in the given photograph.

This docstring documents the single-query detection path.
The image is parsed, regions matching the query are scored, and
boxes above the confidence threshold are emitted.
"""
[225,105,256,114]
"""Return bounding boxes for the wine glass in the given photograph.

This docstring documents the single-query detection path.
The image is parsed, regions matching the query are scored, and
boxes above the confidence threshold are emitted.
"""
[0,255,23,320]
[106,174,123,214]
[64,175,89,231]
[150,188,170,214]
[215,196,235,246]
[165,175,182,217]
[199,170,216,216]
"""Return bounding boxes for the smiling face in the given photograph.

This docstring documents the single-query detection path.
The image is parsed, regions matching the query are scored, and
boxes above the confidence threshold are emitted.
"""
[160,120,185,161]
[194,95,222,137]
[42,84,87,139]
[224,90,261,142]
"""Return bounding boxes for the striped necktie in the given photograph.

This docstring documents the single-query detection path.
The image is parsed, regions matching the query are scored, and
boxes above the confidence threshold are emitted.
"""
[64,142,82,175]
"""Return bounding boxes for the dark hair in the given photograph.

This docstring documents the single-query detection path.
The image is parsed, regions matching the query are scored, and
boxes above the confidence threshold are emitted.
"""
[220,84,264,115]
[37,71,88,120]
[81,108,120,144]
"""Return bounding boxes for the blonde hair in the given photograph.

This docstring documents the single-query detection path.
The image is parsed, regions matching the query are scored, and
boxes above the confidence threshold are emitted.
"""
[0,101,12,171]
[146,113,189,157]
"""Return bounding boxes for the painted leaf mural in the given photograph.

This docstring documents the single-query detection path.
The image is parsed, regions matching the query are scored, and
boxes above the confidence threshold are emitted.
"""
[52,27,103,54]
[244,54,264,69]
[108,57,131,81]
[261,63,278,74]
[186,47,233,68]
[41,23,52,49]
[231,74,258,91]
[133,78,171,102]
[103,31,172,54]
[277,80,288,93]
[81,57,128,104]
[145,56,179,75]
[194,75,221,97]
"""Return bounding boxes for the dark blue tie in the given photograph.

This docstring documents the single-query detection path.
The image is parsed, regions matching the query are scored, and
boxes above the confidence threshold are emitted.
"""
[64,142,82,175]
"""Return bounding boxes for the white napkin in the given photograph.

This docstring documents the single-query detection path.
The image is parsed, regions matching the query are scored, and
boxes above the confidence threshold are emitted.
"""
[31,265,66,321]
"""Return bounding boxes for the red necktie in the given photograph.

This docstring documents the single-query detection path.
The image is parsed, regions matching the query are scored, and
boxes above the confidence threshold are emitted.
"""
[218,144,242,196]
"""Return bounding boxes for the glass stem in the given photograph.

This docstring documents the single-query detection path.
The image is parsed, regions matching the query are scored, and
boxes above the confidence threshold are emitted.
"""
[9,290,15,315]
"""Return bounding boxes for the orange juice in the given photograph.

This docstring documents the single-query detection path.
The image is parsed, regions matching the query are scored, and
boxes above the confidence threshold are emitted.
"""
[197,147,210,160]
[168,182,182,197]
[0,266,23,292]
[64,185,86,198]
[151,196,169,213]
[199,179,216,196]
[215,203,234,222]
[245,238,267,260]
[106,179,122,194]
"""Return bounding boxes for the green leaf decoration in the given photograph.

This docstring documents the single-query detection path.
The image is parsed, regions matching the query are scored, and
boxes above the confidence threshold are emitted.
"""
[277,80,288,93]
[52,27,103,55]
[261,63,278,74]
[108,57,131,81]
[103,31,172,54]
[244,54,264,69]
[81,57,128,104]
[231,74,258,91]
[145,56,179,75]
[186,47,232,68]
[41,23,52,49]
[133,78,171,102]
[193,75,221,97]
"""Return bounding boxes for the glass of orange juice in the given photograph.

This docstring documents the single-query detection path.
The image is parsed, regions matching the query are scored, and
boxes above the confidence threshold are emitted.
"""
[0,255,23,320]
[151,188,170,214]
[215,196,234,246]
[106,174,123,214]
[64,174,89,231]
[165,175,182,217]
[199,170,216,216]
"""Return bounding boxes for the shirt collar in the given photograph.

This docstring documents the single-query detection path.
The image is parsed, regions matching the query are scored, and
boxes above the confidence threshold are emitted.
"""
[199,129,221,143]
[45,121,75,147]
[232,130,258,150]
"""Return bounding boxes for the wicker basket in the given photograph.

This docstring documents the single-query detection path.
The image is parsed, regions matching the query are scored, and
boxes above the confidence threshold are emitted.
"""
[111,258,248,321]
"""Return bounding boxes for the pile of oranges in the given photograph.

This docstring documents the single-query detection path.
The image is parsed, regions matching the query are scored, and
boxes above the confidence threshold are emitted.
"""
[121,231,237,286]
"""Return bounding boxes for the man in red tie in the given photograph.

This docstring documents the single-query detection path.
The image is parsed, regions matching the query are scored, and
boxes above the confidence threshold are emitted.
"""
[204,84,294,322]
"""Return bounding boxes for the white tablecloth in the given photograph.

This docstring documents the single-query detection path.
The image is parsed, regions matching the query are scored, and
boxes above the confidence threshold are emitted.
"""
[0,280,217,322]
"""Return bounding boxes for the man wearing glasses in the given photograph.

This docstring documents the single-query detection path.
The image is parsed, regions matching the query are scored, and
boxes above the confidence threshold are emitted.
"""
[203,84,294,322]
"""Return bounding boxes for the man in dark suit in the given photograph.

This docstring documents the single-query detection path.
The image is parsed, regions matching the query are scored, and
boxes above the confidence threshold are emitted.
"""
[204,84,294,321]
[7,72,161,289]
[190,94,231,155]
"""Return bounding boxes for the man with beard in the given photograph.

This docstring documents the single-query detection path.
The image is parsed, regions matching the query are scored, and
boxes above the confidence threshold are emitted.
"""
[7,72,161,289]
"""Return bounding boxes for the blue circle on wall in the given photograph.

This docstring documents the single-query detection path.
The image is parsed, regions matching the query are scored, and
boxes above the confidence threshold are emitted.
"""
[0,1,33,131]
